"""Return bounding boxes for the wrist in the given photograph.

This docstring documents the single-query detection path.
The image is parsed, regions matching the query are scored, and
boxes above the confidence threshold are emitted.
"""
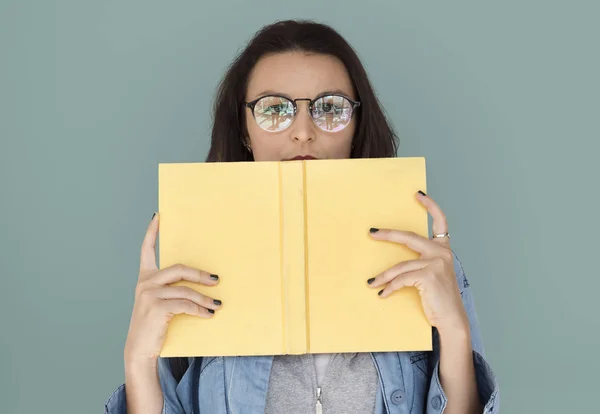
[437,316,471,345]
[123,355,163,414]
[124,355,159,376]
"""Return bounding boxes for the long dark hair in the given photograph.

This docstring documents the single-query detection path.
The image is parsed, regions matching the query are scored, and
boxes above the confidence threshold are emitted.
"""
[205,19,399,162]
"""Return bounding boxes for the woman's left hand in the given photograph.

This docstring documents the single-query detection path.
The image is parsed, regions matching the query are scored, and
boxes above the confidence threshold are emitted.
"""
[367,191,469,335]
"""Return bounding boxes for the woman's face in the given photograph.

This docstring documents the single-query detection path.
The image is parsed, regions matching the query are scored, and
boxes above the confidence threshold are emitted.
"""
[245,51,356,162]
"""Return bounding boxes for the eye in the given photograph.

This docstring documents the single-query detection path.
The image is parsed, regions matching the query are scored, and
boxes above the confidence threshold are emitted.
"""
[312,95,351,117]
[251,96,295,132]
[255,96,294,115]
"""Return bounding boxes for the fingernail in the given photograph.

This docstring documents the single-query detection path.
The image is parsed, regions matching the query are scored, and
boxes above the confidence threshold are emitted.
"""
[378,289,384,296]
[367,277,375,284]
[213,299,222,306]
[210,274,219,281]
[208,309,215,314]
[369,228,379,233]
[418,190,427,196]
[151,212,156,220]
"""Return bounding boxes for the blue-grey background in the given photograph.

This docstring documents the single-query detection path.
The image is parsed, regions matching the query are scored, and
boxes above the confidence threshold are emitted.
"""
[1,1,598,413]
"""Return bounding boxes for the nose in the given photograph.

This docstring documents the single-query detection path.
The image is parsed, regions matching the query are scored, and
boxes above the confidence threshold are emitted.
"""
[289,100,316,143]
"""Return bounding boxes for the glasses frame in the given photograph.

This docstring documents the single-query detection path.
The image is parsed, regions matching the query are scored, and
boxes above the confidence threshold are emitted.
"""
[244,93,361,132]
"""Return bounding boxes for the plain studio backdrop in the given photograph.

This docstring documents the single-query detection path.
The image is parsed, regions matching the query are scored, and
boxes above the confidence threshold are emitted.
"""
[1,1,598,413]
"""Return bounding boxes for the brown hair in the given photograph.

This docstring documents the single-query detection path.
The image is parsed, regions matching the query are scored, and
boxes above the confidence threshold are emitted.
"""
[206,19,399,162]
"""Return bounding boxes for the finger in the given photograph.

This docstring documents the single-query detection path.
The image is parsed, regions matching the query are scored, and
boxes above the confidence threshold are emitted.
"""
[378,268,426,298]
[369,228,442,255]
[152,264,220,287]
[159,299,215,319]
[367,259,430,288]
[155,286,222,311]
[140,213,159,272]
[416,191,450,244]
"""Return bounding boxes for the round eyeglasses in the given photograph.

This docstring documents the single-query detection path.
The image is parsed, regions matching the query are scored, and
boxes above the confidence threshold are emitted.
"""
[244,93,360,133]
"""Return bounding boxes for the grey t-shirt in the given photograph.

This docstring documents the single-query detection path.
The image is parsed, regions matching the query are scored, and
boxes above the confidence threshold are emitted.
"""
[315,353,331,386]
[264,352,378,414]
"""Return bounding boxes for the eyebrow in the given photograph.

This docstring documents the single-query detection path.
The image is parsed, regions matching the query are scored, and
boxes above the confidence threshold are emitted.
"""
[252,89,352,100]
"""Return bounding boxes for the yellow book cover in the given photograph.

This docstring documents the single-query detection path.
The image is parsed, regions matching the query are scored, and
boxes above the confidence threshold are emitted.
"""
[158,157,431,357]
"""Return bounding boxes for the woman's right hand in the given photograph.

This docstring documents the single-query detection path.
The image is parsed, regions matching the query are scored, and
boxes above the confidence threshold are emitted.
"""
[124,212,221,365]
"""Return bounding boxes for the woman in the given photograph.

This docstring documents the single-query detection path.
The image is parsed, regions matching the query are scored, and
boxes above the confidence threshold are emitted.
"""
[105,20,499,414]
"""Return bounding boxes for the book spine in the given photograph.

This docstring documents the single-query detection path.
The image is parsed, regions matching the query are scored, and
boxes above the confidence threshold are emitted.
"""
[302,160,310,353]
[279,161,308,354]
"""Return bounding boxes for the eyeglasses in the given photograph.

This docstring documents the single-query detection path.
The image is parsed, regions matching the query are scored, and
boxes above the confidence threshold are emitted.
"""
[244,93,360,133]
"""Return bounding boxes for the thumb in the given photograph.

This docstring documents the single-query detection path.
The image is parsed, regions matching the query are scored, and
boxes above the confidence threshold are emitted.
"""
[140,212,159,273]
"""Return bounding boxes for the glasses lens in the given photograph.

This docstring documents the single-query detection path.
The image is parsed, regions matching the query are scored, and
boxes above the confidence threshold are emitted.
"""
[311,95,354,132]
[253,96,295,132]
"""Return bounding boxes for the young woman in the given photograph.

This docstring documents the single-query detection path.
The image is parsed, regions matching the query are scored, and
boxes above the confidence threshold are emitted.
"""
[105,19,499,414]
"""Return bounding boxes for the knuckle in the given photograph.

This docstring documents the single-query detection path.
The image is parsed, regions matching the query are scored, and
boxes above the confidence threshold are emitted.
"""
[155,299,175,315]
[383,267,401,284]
[398,261,410,273]
[187,301,203,314]
[149,302,167,319]
[134,284,145,297]
[172,263,186,273]
[424,268,437,282]
[138,287,156,301]
[180,300,194,312]
[170,285,186,295]
[192,269,204,281]
[180,285,198,296]
[440,249,453,262]
[166,298,196,315]
[199,293,211,306]
[135,281,148,295]
[184,287,204,304]
[381,269,392,281]
[432,256,446,267]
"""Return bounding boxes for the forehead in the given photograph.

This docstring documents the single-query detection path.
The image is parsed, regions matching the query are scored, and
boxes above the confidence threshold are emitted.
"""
[246,51,355,100]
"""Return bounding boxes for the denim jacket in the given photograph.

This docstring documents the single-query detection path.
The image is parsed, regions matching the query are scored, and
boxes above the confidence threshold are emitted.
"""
[105,251,499,413]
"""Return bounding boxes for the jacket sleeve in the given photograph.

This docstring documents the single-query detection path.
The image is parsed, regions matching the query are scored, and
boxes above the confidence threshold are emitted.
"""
[426,250,500,414]
[104,357,187,414]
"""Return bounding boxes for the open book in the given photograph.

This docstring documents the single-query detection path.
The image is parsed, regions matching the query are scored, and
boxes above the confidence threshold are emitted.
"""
[158,157,432,357]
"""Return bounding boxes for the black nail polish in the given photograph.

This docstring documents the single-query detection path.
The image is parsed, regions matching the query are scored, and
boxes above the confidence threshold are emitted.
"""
[378,289,384,296]
[208,309,215,314]
[213,299,222,306]
[367,277,375,284]
[210,274,219,281]
[151,212,156,220]
[418,190,427,196]
[369,228,379,233]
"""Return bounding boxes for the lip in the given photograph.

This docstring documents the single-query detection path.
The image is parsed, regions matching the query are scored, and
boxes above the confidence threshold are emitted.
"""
[284,155,318,161]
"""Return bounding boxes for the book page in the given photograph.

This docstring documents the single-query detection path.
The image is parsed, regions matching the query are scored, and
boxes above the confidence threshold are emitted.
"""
[158,161,284,357]
[305,157,432,353]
